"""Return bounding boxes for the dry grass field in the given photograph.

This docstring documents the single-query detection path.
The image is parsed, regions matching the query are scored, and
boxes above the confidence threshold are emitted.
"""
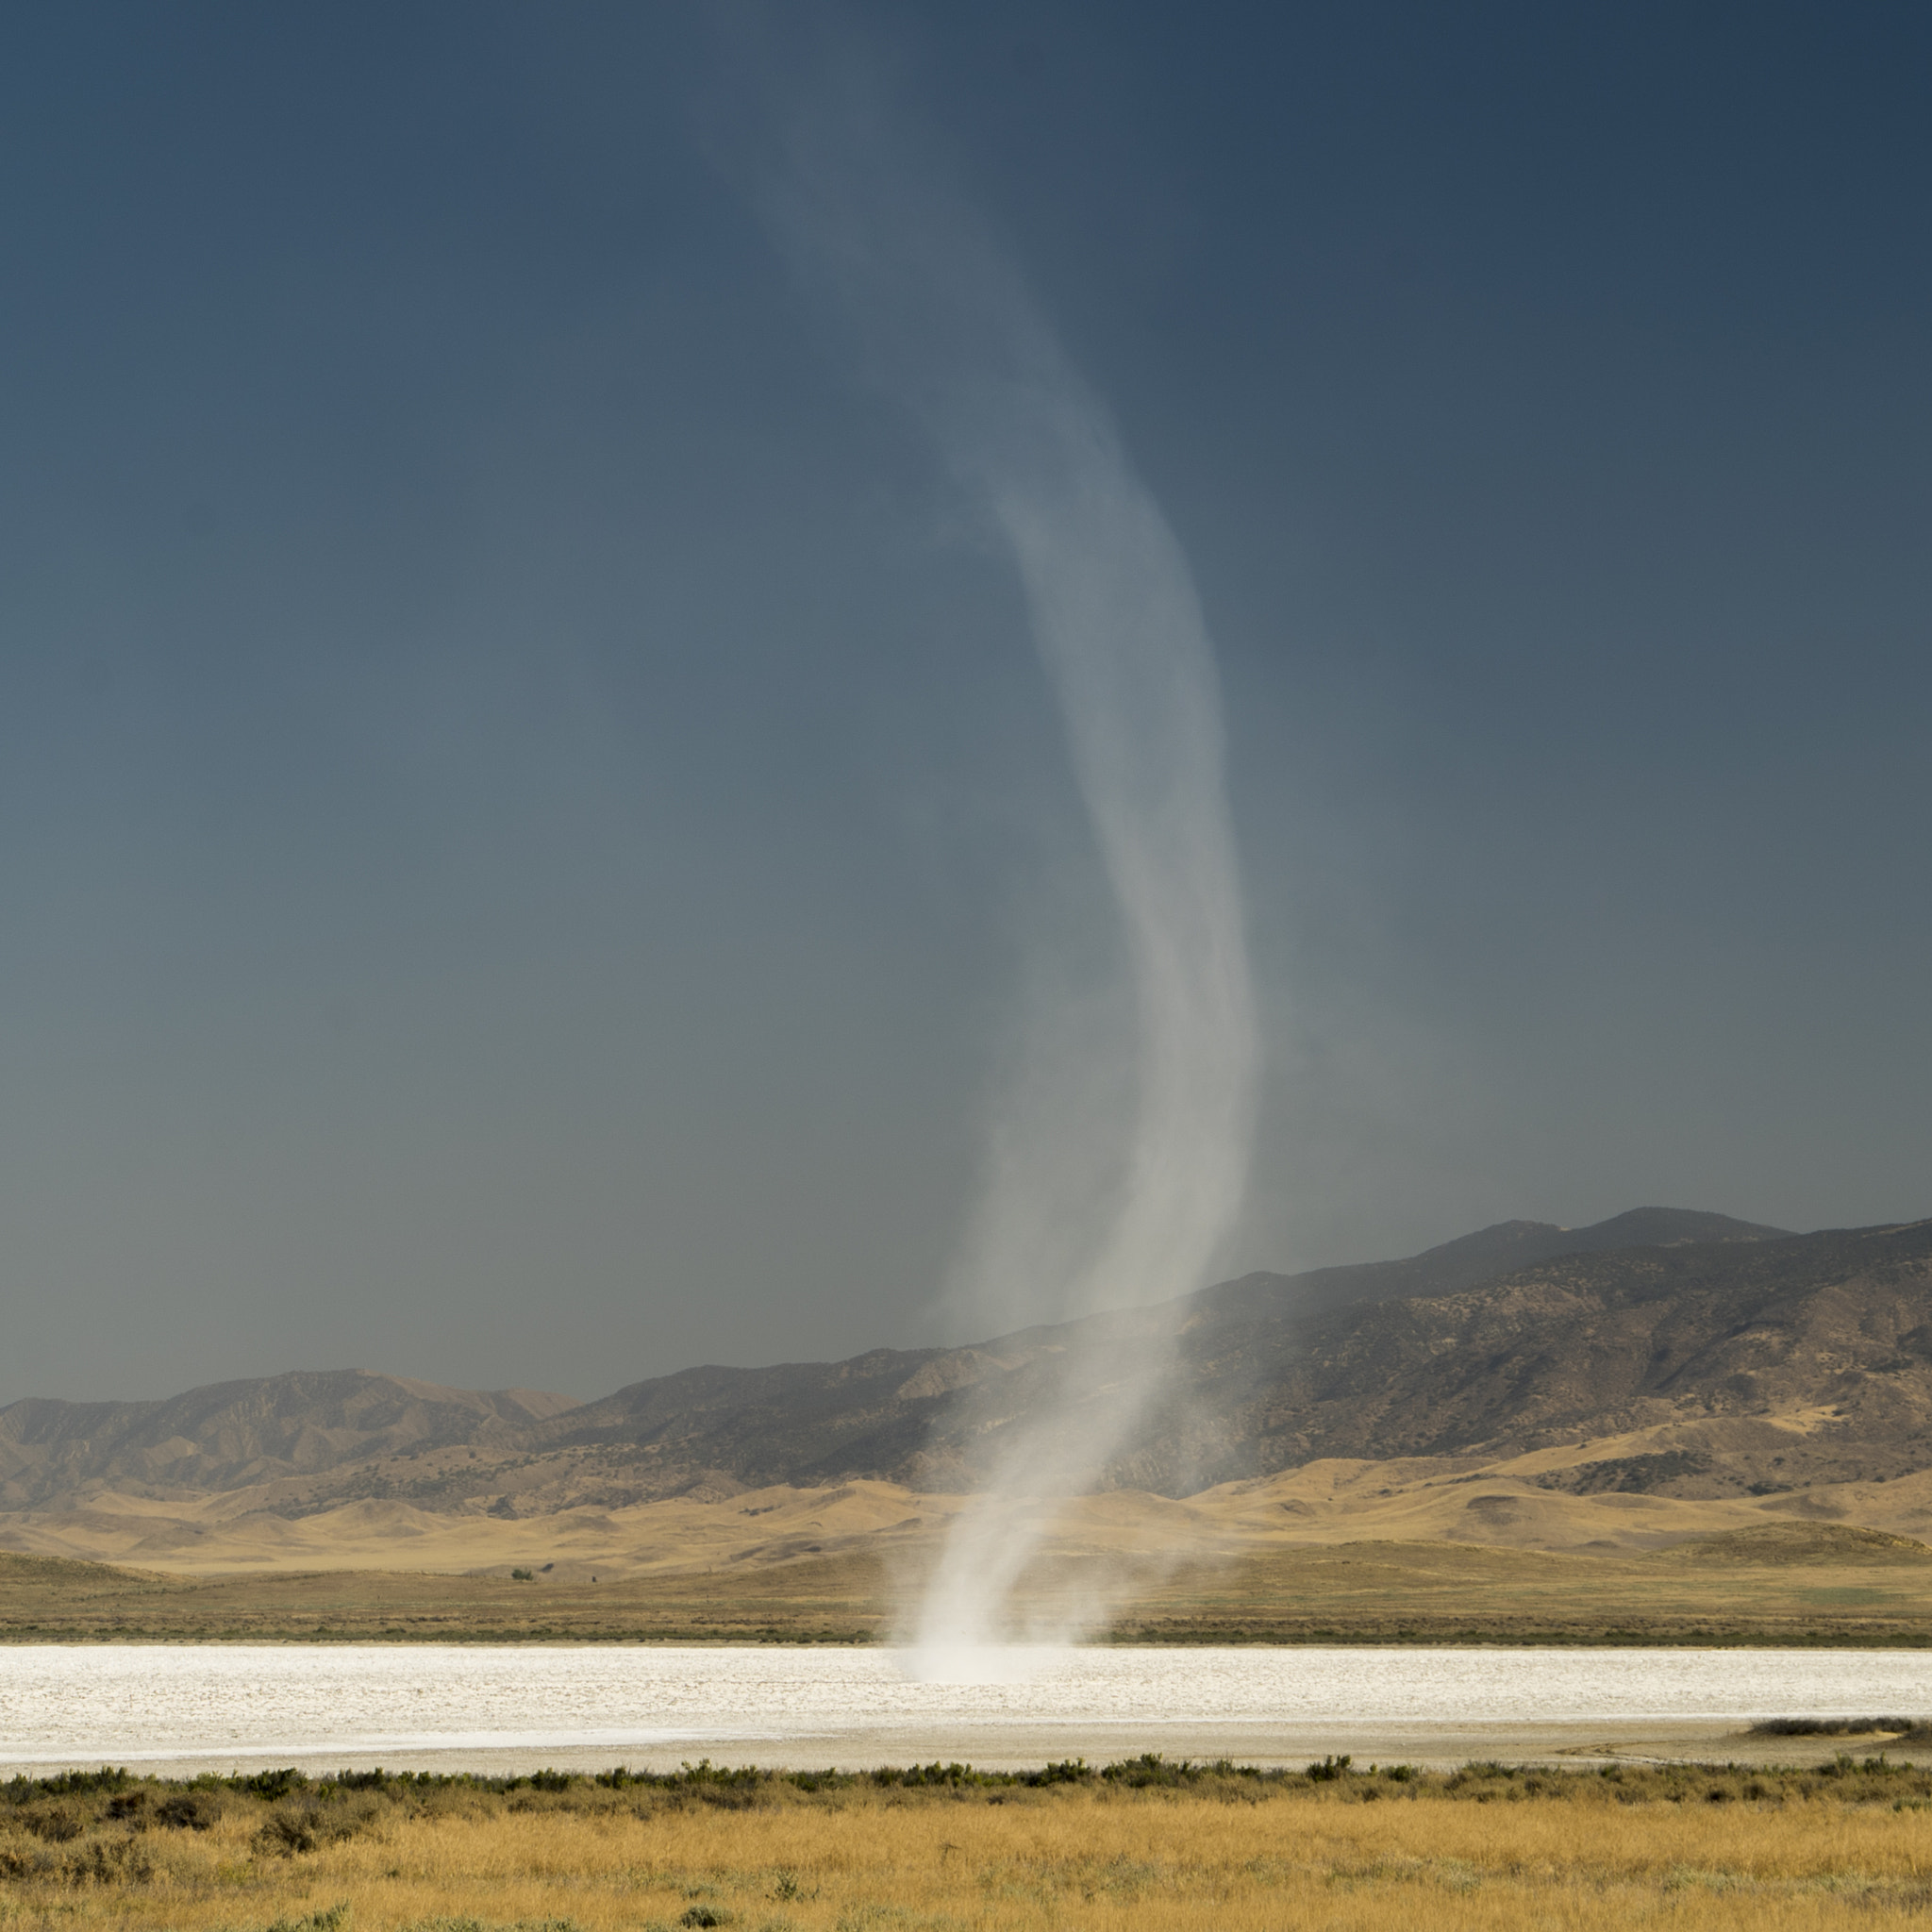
[8,1441,1932,1648]
[16,1430,1932,1586]
[7,1757,1932,1931]
[7,1517,1932,1646]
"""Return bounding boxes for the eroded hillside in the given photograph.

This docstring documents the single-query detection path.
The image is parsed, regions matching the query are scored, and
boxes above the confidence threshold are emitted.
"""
[7,1210,1928,1557]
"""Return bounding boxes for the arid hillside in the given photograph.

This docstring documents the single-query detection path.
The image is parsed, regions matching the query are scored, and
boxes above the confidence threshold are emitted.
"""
[516,1214,1929,1507]
[0,1207,1783,1518]
[5,1208,1929,1567]
[1160,1217,1932,1492]
[0,1373,574,1512]
[521,1207,1795,1498]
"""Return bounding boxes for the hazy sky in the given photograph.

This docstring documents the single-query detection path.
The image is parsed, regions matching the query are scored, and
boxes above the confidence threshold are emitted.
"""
[3,2,1927,1405]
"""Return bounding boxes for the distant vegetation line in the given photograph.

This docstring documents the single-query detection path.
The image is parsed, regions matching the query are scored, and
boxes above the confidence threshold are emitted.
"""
[11,1525,1932,1646]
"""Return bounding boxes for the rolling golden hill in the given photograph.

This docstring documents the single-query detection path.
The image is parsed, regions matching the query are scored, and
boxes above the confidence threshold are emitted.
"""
[5,1209,1932,1641]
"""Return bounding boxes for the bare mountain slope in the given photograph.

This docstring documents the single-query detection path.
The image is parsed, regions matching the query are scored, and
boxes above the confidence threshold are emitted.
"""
[0,1372,575,1510]
[1191,1218,1932,1485]
[3,1208,1874,1522]
[516,1217,1924,1503]
[1190,1207,1790,1330]
[525,1208,1795,1493]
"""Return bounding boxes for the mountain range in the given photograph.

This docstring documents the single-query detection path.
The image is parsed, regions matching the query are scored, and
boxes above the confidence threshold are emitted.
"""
[8,1206,1930,1534]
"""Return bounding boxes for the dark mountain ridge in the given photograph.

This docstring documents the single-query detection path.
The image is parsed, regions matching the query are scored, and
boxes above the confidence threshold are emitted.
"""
[584,1216,1924,1503]
[1175,1217,1932,1490]
[1184,1206,1788,1330]
[521,1208,1794,1489]
[0,1372,572,1510]
[22,1206,1924,1519]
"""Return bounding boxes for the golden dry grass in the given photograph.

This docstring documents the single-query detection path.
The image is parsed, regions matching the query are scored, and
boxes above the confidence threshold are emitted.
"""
[9,1763,1932,1930]
[8,1533,1932,1646]
[8,1428,1932,1651]
[13,1426,1932,1588]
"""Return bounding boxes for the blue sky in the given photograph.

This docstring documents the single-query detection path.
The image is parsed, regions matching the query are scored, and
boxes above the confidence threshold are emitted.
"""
[2,2,1926,1401]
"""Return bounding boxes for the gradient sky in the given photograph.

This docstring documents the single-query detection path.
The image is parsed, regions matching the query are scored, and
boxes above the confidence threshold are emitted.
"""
[3,2,1927,1405]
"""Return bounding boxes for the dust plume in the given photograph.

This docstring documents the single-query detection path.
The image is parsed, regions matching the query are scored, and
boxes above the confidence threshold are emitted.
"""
[730,29,1257,1665]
